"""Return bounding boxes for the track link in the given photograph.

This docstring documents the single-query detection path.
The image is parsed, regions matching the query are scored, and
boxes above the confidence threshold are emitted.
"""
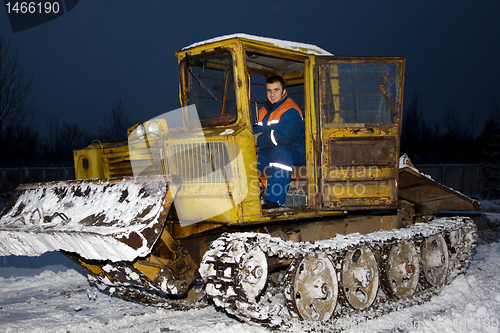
[199,217,477,331]
[88,276,207,310]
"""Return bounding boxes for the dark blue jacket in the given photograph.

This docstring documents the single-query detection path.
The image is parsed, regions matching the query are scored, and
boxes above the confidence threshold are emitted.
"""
[254,92,306,156]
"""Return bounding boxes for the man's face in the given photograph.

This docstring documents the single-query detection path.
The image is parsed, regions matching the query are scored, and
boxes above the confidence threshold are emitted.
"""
[266,81,286,104]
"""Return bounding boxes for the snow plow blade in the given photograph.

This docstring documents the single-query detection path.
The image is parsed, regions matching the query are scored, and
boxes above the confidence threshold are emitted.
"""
[398,155,480,213]
[0,175,181,262]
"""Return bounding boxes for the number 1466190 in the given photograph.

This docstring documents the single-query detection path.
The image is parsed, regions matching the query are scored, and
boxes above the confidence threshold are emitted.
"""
[5,2,60,14]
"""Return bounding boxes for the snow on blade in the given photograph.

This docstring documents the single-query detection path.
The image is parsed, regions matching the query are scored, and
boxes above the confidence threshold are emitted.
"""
[0,175,180,262]
[399,153,433,179]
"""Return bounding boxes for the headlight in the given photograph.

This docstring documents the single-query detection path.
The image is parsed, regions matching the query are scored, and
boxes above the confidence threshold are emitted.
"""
[127,119,167,142]
[137,124,146,136]
[147,121,160,136]
[134,124,146,138]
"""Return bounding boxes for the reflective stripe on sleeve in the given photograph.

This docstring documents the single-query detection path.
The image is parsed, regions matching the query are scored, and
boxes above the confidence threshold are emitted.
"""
[270,129,278,146]
[267,119,280,125]
[270,162,293,172]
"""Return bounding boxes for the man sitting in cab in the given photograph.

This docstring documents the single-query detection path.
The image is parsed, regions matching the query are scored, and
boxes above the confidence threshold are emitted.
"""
[254,75,306,209]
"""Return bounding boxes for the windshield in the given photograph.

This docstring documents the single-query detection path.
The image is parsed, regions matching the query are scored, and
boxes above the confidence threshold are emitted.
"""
[181,50,237,128]
[319,60,401,125]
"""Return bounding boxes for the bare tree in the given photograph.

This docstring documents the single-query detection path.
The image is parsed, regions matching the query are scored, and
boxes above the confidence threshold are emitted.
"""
[45,115,60,154]
[0,34,38,166]
[443,107,464,141]
[402,90,424,142]
[41,117,93,166]
[98,97,132,141]
[481,102,500,199]
[466,112,477,140]
[0,34,34,139]
[401,90,431,162]
[57,121,92,152]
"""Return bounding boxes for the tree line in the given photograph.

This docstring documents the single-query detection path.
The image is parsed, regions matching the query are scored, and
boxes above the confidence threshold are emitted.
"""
[0,97,131,168]
[401,91,499,165]
[0,34,132,168]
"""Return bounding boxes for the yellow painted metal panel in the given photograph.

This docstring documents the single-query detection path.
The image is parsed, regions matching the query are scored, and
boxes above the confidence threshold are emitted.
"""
[174,196,241,224]
[323,180,396,209]
[323,166,395,182]
[133,261,160,282]
[73,148,105,180]
[323,126,399,137]
[234,127,262,222]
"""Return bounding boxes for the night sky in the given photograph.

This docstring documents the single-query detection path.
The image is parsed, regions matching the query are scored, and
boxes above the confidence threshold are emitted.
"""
[1,1,499,137]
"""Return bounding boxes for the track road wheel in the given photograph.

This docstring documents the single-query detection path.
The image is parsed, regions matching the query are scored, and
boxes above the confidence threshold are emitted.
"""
[341,246,379,310]
[385,240,420,299]
[421,233,449,288]
[238,246,268,302]
[289,254,338,322]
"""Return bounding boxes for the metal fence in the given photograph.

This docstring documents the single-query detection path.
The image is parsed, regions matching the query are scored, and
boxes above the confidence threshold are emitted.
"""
[0,167,75,211]
[414,164,484,200]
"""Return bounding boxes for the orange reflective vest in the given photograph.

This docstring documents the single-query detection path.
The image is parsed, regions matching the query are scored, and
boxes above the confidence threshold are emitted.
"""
[257,93,303,126]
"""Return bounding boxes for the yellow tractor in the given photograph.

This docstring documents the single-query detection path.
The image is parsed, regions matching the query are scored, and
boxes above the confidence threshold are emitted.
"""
[0,34,479,329]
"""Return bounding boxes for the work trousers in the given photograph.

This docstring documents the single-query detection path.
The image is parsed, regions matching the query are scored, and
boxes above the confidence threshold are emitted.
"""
[257,145,306,205]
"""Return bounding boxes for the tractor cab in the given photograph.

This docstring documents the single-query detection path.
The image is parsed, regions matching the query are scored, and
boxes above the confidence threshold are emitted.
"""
[173,34,405,221]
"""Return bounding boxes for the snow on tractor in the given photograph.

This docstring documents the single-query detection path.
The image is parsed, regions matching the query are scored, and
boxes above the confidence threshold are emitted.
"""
[0,34,479,330]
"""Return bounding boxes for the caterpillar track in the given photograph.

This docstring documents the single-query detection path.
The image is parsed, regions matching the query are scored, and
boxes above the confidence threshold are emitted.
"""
[88,277,207,311]
[199,217,477,331]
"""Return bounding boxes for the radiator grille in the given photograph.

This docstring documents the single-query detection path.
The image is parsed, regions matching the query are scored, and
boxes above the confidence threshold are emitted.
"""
[166,142,232,183]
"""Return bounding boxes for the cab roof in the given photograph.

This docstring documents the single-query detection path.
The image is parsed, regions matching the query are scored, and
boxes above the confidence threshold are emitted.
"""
[181,33,333,56]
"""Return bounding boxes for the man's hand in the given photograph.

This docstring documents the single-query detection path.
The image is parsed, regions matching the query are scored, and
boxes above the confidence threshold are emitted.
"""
[254,133,262,146]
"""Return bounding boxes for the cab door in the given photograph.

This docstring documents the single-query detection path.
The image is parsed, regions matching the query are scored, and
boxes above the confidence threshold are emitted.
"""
[315,57,405,210]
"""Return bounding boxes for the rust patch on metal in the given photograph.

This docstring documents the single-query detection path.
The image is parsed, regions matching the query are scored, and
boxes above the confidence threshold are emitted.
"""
[329,137,396,167]
[118,231,143,250]
[79,213,107,226]
[118,189,129,203]
[140,226,162,248]
[136,205,154,219]
[52,186,68,202]
[72,186,91,198]
[138,187,147,198]
[12,201,26,218]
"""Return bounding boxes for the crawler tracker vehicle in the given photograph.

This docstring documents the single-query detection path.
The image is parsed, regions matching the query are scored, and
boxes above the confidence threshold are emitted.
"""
[0,34,479,329]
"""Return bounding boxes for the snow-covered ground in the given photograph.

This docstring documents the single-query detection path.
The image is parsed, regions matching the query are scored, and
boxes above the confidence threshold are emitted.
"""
[0,253,269,333]
[1,227,499,332]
